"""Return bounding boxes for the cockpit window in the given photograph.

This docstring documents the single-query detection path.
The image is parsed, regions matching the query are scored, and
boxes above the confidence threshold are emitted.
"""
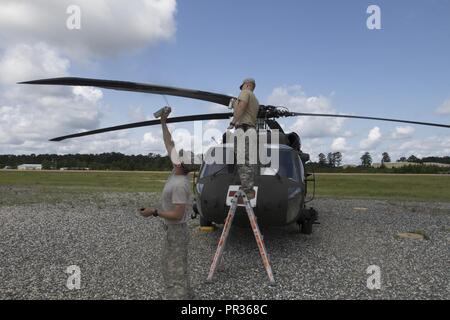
[200,163,232,177]
[200,146,300,181]
[261,149,300,182]
[200,147,234,178]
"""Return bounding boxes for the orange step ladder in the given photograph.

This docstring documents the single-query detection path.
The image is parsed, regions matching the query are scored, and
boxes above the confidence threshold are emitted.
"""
[207,190,275,284]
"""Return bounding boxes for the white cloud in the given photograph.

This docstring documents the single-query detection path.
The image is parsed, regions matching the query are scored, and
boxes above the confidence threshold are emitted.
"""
[299,137,323,154]
[143,131,159,145]
[360,126,381,149]
[0,1,179,155]
[331,137,349,152]
[396,136,450,157]
[268,85,345,138]
[436,99,450,115]
[268,85,331,113]
[0,44,103,149]
[73,86,103,103]
[207,103,229,114]
[0,43,69,86]
[141,131,165,154]
[0,0,177,60]
[391,126,415,139]
[64,133,133,154]
[128,105,151,122]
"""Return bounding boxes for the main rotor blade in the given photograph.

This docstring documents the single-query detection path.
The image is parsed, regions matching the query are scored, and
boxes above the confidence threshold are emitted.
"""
[289,112,450,129]
[19,77,235,106]
[50,113,232,142]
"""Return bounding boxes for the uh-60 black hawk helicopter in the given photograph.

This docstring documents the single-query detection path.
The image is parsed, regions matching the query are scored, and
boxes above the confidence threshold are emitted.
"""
[20,77,450,235]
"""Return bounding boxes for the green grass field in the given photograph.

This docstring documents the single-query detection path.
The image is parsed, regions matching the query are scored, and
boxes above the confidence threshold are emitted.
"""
[314,173,450,202]
[1,170,449,202]
[0,170,170,192]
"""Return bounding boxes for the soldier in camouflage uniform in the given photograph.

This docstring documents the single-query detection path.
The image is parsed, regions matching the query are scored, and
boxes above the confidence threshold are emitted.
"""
[140,107,197,300]
[161,222,190,299]
[228,78,260,198]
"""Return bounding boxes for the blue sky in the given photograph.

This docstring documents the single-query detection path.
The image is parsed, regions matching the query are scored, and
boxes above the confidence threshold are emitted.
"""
[92,0,450,110]
[1,0,449,163]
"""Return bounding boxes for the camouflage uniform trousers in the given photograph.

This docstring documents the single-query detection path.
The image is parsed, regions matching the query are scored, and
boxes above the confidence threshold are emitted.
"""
[234,128,256,195]
[161,223,191,300]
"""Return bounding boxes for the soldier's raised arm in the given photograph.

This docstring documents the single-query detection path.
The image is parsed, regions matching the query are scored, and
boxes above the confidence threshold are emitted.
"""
[160,108,180,165]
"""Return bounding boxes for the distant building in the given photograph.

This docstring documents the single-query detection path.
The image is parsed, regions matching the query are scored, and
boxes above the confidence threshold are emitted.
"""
[17,164,43,170]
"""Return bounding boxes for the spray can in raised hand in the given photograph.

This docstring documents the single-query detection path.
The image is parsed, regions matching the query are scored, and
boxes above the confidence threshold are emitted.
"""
[153,106,171,118]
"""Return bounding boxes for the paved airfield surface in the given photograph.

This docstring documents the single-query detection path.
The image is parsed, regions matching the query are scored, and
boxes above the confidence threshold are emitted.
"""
[0,190,449,299]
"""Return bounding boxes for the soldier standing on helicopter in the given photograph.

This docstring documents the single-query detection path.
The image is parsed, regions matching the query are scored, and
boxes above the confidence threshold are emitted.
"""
[228,78,260,199]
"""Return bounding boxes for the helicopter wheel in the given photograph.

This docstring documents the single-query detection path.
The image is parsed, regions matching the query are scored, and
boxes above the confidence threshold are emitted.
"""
[300,219,313,235]
[199,216,215,232]
[298,207,318,235]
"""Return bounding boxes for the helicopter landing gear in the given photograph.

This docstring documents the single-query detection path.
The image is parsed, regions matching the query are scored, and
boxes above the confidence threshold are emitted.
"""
[193,201,215,231]
[298,207,319,235]
[300,219,314,235]
[200,216,213,227]
[199,216,215,232]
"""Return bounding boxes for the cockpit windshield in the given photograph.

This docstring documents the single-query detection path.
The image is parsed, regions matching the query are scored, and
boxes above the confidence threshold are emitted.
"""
[199,146,234,178]
[200,146,301,182]
[260,149,300,182]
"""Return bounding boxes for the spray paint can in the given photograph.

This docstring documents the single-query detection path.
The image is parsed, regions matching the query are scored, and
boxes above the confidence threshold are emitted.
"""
[153,106,171,118]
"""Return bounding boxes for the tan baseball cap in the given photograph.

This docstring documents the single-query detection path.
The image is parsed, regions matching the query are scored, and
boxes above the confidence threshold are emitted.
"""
[239,78,256,90]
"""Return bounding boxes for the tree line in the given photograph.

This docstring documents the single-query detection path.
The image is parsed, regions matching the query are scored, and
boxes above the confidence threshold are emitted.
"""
[307,152,450,174]
[1,152,449,173]
[0,153,173,171]
[313,152,449,168]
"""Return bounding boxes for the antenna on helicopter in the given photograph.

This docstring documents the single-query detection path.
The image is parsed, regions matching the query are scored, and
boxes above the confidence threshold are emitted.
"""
[162,94,170,107]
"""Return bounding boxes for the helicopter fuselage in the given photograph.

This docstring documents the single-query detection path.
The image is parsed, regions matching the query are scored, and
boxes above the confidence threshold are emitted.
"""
[194,143,308,227]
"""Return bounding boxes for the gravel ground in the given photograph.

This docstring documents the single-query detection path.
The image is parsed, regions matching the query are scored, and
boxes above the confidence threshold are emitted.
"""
[0,188,449,300]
